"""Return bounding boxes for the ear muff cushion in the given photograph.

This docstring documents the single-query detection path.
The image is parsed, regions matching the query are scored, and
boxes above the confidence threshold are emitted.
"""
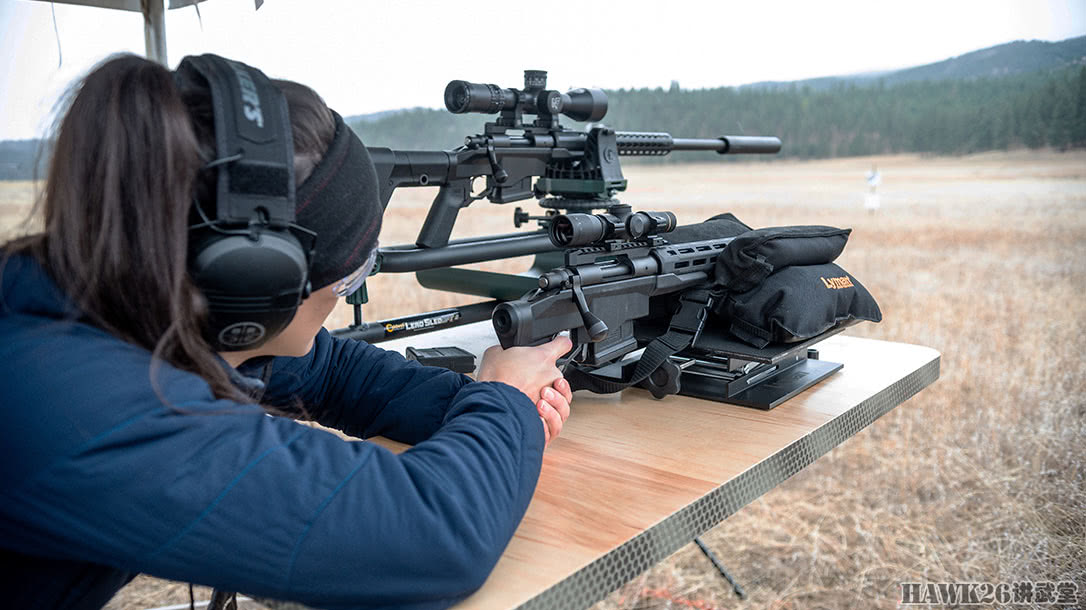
[190,229,309,349]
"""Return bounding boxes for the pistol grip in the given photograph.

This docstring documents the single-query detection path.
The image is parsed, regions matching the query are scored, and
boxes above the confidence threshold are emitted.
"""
[416,180,471,249]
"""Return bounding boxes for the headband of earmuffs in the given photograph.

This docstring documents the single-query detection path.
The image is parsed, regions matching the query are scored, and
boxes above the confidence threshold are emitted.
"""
[175,54,297,228]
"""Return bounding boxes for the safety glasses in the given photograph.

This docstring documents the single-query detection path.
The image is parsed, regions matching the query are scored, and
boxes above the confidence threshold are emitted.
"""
[331,243,379,297]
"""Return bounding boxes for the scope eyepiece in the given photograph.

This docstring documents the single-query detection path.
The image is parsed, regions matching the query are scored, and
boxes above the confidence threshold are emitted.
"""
[560,88,608,122]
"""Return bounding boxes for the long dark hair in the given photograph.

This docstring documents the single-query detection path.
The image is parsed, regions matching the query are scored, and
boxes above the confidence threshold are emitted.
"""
[3,54,334,402]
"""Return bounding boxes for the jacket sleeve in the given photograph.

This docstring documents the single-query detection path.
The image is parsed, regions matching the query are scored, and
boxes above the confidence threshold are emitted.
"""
[0,321,545,610]
[251,329,473,444]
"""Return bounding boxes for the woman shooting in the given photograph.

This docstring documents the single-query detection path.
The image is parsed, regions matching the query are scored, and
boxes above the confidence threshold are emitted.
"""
[0,53,571,610]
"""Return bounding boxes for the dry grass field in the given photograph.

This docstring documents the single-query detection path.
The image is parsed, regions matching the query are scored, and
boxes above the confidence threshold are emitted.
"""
[583,151,1086,610]
[3,149,1083,609]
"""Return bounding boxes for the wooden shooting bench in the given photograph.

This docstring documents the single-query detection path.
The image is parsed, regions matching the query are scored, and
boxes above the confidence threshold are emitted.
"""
[369,323,941,610]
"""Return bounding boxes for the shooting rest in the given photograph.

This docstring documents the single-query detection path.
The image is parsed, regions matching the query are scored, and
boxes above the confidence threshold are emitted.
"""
[358,323,940,610]
[336,300,856,410]
[588,320,856,410]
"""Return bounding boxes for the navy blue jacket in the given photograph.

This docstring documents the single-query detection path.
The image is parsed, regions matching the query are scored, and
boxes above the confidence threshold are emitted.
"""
[0,256,544,610]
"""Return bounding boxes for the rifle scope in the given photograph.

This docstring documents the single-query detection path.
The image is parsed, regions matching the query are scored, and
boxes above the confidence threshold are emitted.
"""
[444,70,608,122]
[549,210,677,247]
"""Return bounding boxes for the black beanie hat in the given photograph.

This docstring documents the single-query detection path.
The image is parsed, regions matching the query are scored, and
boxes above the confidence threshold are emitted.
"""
[295,112,383,290]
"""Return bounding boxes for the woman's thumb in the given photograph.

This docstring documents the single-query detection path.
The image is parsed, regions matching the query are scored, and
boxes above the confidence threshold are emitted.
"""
[547,335,574,360]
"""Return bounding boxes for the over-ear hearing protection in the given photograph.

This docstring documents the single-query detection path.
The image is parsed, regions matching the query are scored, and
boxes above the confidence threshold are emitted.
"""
[174,54,315,352]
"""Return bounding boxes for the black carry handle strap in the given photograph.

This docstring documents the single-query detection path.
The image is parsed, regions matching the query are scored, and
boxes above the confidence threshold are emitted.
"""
[727,316,774,349]
[565,289,714,394]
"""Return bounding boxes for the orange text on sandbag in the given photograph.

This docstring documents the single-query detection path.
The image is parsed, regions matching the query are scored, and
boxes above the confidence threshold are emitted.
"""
[821,276,854,289]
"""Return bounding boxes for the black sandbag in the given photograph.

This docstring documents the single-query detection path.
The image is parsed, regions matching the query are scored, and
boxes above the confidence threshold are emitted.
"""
[718,262,882,348]
[715,225,851,293]
[664,212,752,244]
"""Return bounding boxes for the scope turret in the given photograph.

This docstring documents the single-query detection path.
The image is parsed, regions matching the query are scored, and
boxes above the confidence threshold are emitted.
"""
[444,70,607,122]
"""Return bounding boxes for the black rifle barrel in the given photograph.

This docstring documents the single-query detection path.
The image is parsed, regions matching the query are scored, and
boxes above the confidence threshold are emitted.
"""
[379,231,557,273]
[462,132,780,156]
[615,132,781,156]
[716,136,783,154]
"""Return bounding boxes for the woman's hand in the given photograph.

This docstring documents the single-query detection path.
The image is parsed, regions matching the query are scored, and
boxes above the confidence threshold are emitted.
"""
[537,377,573,447]
[477,336,574,447]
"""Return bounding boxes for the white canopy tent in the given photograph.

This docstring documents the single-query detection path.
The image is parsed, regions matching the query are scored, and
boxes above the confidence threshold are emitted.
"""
[33,0,264,65]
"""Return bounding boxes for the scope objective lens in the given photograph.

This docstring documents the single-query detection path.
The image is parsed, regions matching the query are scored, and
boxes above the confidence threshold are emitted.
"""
[444,81,508,114]
[549,214,610,247]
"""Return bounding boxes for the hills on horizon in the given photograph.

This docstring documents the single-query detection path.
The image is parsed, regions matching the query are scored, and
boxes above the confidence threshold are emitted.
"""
[2,35,1084,179]
[344,35,1086,124]
[341,33,1085,159]
[738,35,1086,92]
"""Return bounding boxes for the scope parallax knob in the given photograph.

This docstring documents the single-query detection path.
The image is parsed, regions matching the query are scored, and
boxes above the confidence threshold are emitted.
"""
[626,214,651,238]
[625,211,677,239]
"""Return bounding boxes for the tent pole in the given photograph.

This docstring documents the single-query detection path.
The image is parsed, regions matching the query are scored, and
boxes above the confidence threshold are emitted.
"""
[142,0,167,65]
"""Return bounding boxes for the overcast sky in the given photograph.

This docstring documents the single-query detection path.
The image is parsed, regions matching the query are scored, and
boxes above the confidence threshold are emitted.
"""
[1,0,1084,140]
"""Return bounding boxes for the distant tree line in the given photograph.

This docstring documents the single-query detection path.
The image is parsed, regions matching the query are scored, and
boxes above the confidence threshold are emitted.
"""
[2,66,1084,180]
[349,65,1086,162]
[0,140,44,181]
